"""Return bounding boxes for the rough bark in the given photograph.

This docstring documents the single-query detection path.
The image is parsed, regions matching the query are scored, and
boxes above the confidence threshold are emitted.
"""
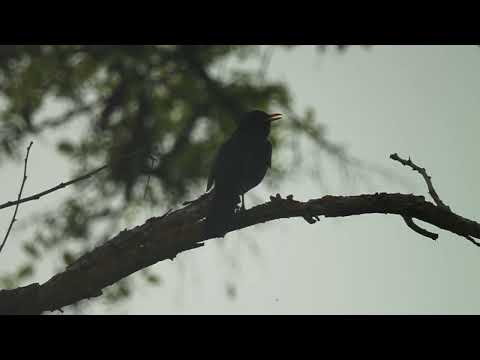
[1,191,479,315]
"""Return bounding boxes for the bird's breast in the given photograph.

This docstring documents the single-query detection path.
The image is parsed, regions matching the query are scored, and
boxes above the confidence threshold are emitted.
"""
[238,141,271,193]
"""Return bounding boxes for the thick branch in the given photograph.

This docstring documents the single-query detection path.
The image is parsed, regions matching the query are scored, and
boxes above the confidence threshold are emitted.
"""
[1,191,479,315]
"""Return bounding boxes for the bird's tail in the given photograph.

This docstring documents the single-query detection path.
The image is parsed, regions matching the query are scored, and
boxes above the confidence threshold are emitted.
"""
[204,189,240,238]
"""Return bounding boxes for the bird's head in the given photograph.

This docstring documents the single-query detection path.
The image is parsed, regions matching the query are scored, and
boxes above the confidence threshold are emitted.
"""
[238,110,282,137]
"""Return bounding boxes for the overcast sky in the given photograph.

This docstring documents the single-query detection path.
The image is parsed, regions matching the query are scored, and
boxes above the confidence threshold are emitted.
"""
[1,45,480,314]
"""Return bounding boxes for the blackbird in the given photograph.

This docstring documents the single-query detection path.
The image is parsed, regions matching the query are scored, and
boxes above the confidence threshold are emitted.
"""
[204,110,282,237]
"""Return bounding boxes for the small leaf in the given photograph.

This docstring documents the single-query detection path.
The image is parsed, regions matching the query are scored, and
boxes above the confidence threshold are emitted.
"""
[17,264,34,279]
[145,274,161,285]
[0,276,16,289]
[23,242,40,259]
[226,282,237,300]
[57,141,75,154]
[63,251,76,266]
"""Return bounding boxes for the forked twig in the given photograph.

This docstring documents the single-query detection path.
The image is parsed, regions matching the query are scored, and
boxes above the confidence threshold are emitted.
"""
[390,153,451,212]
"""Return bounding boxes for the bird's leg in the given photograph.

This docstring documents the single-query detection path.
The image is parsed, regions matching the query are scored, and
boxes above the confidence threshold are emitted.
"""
[234,203,241,214]
[233,195,242,214]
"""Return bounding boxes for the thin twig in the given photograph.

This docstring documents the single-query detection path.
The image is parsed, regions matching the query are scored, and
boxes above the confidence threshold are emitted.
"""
[402,216,438,241]
[0,142,33,255]
[0,164,108,211]
[390,153,451,211]
[0,148,148,212]
[143,156,157,200]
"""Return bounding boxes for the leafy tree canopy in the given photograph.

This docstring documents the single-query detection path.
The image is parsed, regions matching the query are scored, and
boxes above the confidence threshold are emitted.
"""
[0,45,357,306]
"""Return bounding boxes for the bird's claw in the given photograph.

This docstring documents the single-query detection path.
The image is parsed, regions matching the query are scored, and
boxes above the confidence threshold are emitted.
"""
[234,204,247,214]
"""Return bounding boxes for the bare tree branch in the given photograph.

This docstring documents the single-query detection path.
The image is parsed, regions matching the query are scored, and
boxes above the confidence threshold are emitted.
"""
[1,151,478,314]
[1,188,479,314]
[390,153,451,211]
[0,148,149,212]
[0,164,108,212]
[0,141,33,256]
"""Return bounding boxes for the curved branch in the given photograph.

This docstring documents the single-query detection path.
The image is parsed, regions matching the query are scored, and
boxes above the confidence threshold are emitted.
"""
[1,191,479,315]
[402,216,438,241]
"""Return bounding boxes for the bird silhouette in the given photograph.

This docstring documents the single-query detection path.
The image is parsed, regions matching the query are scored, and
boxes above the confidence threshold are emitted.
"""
[204,110,282,237]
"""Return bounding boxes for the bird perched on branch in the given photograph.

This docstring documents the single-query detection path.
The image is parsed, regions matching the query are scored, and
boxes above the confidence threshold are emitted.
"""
[204,110,282,237]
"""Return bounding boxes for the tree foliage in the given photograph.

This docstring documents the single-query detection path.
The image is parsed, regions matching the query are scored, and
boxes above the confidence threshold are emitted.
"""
[0,45,357,307]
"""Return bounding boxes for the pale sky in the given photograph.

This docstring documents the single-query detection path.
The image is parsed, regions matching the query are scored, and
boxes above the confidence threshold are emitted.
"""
[1,45,480,314]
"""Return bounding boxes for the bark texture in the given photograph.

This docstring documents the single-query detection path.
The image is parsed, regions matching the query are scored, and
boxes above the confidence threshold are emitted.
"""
[1,191,479,315]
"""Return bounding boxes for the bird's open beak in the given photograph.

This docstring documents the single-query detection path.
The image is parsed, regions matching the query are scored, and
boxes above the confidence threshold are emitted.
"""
[268,113,282,122]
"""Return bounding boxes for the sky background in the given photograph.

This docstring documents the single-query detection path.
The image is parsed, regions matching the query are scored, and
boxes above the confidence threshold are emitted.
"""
[1,45,480,314]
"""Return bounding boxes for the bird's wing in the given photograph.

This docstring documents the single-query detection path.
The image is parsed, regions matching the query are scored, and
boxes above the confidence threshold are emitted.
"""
[237,140,272,194]
[206,136,243,192]
[206,163,216,192]
[206,142,227,192]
